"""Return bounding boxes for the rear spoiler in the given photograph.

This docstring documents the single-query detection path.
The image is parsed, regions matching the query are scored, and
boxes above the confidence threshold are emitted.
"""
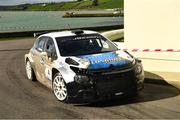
[33,31,50,37]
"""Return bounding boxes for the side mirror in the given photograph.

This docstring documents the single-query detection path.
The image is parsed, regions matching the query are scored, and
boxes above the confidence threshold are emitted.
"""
[41,51,52,58]
[47,51,52,58]
[41,52,48,57]
[41,52,53,62]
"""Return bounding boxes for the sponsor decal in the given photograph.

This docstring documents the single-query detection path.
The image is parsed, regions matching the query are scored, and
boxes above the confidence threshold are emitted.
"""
[79,51,132,70]
[90,57,124,64]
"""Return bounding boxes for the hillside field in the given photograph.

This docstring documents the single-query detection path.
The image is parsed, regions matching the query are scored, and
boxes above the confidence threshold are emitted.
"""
[0,0,123,11]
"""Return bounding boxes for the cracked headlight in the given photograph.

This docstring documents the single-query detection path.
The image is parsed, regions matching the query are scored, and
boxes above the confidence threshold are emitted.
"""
[78,59,90,68]
[74,75,90,84]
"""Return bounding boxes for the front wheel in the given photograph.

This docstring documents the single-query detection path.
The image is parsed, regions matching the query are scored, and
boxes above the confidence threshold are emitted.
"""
[53,73,68,102]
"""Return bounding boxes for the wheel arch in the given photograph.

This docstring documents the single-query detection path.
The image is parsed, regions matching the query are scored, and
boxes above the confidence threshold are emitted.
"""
[52,68,59,81]
[25,57,30,63]
[51,66,75,84]
[25,53,34,63]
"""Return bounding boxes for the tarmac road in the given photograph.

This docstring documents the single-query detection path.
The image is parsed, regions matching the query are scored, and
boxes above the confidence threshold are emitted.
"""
[0,39,180,119]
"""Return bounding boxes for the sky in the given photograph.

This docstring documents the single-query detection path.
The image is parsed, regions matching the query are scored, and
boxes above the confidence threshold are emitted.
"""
[0,0,74,5]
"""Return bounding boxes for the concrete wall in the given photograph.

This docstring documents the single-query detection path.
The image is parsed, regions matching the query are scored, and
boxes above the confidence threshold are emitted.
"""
[125,0,180,74]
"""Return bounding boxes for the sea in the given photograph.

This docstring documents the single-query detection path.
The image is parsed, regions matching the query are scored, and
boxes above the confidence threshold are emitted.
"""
[0,11,123,33]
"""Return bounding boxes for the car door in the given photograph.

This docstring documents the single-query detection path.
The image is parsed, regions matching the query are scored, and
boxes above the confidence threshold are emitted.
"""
[33,36,48,81]
[43,37,57,81]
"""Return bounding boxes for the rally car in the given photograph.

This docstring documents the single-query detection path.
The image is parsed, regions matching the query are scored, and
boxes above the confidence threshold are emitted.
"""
[25,30,144,103]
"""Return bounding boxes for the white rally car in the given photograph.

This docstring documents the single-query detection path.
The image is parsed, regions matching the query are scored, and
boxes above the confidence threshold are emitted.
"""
[25,30,144,103]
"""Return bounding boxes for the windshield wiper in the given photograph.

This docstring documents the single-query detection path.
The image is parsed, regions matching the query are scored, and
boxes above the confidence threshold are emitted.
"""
[100,51,114,53]
[91,50,113,54]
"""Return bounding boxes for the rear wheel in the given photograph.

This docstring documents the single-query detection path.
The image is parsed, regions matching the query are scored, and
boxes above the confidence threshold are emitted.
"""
[25,60,36,81]
[53,73,68,102]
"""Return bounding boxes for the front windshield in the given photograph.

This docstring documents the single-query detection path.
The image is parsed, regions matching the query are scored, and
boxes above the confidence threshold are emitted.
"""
[56,34,118,56]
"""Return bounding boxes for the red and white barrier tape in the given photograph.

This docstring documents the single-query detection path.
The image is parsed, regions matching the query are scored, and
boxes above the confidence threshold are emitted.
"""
[123,49,180,52]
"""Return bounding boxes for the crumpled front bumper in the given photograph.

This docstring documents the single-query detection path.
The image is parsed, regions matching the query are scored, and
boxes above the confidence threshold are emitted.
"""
[67,61,144,102]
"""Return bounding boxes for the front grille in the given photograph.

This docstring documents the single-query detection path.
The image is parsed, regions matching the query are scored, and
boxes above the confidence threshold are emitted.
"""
[92,69,136,96]
[88,63,134,75]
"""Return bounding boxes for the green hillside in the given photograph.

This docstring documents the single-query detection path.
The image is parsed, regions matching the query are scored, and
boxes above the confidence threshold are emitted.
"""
[0,0,123,11]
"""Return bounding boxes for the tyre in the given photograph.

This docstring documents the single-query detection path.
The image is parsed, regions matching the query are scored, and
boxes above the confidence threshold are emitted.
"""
[53,73,69,103]
[25,60,36,81]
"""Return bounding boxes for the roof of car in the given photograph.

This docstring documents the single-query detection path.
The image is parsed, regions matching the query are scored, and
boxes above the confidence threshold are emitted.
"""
[40,30,99,38]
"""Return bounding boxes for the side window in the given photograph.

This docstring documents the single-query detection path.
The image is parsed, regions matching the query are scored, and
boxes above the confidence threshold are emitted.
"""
[101,39,110,49]
[35,37,46,52]
[45,38,57,60]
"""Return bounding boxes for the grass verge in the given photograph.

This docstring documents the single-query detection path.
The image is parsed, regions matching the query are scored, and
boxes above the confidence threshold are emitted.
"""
[0,0,123,11]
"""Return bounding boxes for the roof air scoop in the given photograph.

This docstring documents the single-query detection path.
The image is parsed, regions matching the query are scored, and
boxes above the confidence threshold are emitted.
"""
[71,29,84,35]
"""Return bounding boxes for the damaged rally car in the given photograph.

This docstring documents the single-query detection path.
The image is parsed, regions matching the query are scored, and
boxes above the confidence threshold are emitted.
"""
[25,30,144,103]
